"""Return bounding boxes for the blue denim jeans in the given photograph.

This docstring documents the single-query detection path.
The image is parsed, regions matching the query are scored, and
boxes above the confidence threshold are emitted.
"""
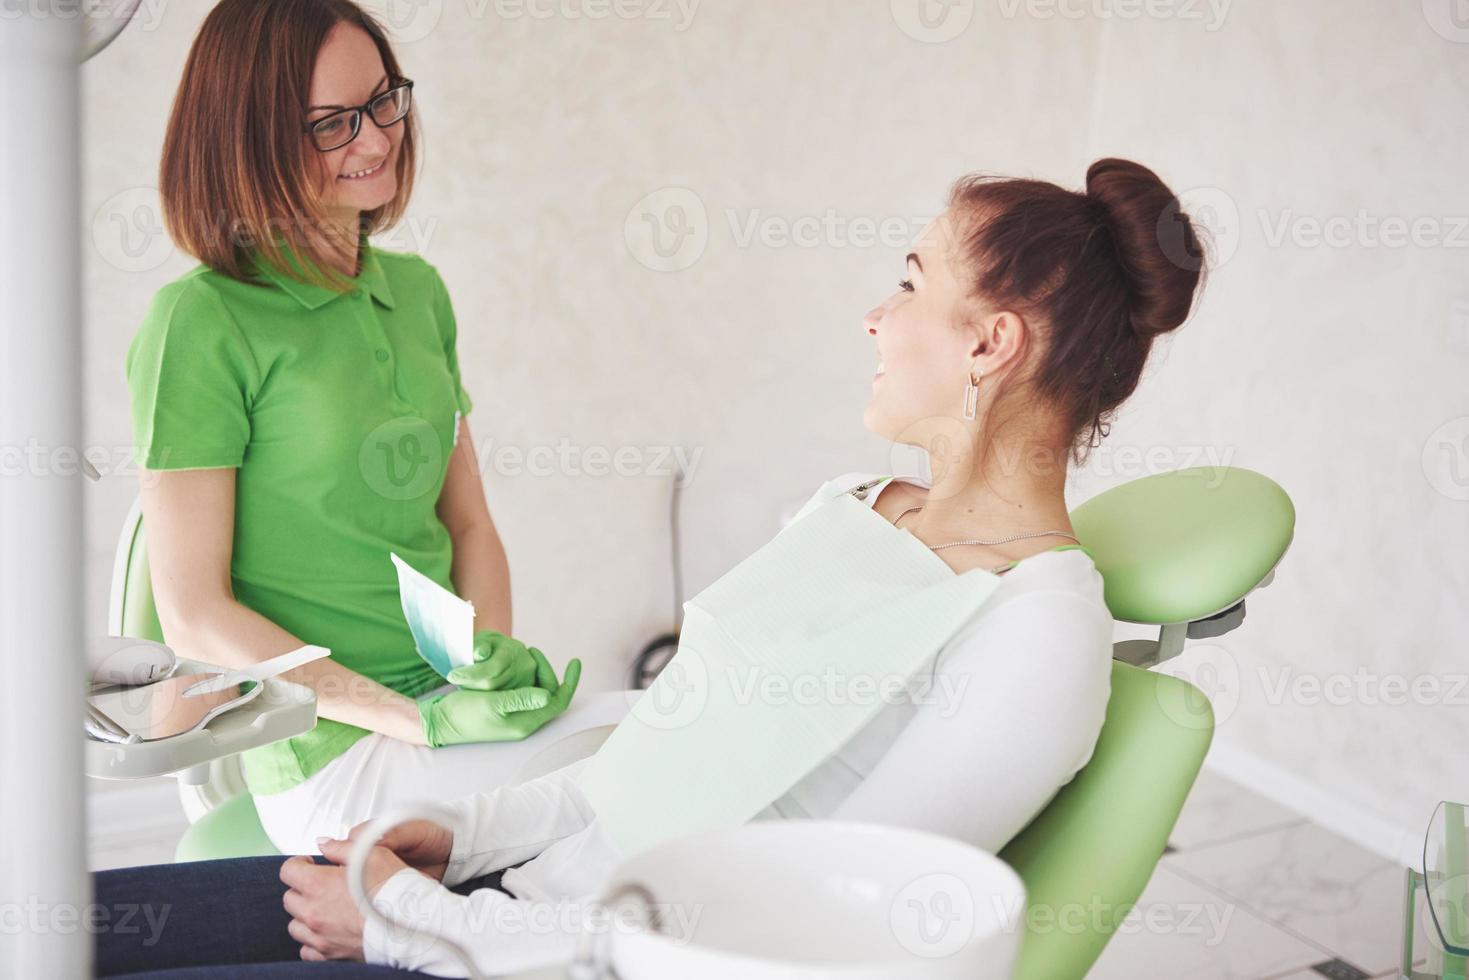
[93,855,511,978]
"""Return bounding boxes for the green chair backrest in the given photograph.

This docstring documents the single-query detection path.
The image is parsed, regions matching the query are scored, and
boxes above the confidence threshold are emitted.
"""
[997,662,1214,979]
[109,499,164,643]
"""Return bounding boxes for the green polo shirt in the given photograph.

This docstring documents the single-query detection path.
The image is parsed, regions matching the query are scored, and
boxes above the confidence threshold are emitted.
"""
[125,241,474,794]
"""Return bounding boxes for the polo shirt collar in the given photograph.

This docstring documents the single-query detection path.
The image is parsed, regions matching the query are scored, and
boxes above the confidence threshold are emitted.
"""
[252,237,396,311]
[355,244,395,310]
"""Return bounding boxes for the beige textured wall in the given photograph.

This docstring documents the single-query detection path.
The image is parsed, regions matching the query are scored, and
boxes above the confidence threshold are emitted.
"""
[82,1,1468,849]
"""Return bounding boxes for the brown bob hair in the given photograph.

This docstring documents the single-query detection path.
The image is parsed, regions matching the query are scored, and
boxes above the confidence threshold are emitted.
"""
[159,0,417,293]
[948,157,1208,468]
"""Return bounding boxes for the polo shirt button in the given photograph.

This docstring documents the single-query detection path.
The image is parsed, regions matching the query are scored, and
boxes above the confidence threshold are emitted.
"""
[375,349,390,363]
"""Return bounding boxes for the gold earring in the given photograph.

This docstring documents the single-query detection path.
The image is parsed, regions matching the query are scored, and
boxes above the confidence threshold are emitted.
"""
[963,368,982,420]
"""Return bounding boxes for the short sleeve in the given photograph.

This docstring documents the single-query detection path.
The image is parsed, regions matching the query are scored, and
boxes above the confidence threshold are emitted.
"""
[428,265,473,417]
[125,281,257,470]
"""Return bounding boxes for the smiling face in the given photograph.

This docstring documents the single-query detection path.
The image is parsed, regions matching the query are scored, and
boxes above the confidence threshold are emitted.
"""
[862,212,992,443]
[305,22,402,224]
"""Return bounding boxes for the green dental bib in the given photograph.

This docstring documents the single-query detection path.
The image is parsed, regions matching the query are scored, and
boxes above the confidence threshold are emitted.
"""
[578,479,1006,856]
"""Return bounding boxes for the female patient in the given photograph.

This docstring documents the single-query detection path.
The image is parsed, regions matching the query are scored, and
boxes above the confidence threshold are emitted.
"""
[96,155,1206,978]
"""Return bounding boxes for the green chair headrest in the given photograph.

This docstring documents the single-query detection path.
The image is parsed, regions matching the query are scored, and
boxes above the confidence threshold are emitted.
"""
[1071,466,1295,625]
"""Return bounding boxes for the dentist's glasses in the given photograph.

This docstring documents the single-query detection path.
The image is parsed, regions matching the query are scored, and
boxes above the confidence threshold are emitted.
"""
[304,78,414,152]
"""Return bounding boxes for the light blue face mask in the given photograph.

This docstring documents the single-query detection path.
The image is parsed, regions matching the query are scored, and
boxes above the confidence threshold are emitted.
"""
[577,479,1006,857]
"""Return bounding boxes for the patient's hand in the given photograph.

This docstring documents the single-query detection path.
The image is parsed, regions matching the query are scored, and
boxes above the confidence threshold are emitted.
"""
[323,818,453,882]
[280,846,407,962]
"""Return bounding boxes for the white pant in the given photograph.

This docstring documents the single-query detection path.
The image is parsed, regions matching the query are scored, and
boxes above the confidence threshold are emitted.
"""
[254,689,633,855]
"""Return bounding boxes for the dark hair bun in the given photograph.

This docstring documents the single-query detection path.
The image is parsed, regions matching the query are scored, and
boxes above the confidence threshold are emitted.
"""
[1085,157,1205,338]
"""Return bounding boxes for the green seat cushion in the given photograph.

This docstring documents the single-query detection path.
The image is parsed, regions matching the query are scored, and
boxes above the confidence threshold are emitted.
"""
[174,793,282,862]
[1071,466,1295,625]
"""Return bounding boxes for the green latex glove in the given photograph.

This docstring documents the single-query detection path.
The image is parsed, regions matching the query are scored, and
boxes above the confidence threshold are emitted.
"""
[420,650,582,748]
[448,630,540,692]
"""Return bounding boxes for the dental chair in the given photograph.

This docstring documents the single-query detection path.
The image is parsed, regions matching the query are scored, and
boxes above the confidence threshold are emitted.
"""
[110,465,1295,979]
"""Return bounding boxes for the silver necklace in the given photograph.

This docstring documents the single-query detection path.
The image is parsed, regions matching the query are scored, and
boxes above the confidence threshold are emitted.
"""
[893,504,1079,553]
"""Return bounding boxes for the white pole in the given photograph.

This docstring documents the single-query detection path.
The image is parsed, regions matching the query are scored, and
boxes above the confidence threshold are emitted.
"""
[0,3,90,977]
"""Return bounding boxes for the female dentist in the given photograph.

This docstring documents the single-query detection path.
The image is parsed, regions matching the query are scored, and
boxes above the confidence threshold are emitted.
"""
[126,0,623,855]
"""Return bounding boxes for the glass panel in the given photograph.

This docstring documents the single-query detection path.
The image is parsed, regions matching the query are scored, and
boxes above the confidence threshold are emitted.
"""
[1425,800,1469,956]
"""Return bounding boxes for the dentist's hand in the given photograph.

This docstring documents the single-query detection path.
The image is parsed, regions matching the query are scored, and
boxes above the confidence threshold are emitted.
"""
[418,650,581,747]
[447,630,539,692]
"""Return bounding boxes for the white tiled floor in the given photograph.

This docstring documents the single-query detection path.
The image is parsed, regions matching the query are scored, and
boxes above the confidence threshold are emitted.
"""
[1086,863,1329,979]
[89,768,1429,979]
[1091,767,1420,980]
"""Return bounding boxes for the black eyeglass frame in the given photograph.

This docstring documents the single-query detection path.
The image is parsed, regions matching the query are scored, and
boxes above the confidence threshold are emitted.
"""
[303,78,415,152]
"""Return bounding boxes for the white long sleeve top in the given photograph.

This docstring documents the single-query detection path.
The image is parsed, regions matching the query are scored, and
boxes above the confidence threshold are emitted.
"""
[363,473,1115,977]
